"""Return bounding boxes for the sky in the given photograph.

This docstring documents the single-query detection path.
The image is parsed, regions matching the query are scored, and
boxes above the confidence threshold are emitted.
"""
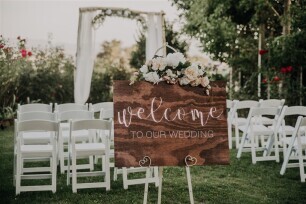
[0,0,203,56]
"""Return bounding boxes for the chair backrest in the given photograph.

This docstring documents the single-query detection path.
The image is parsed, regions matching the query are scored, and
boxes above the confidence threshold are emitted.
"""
[232,100,259,119]
[89,102,114,119]
[69,119,112,145]
[247,106,282,127]
[226,99,237,120]
[55,103,88,112]
[235,100,259,110]
[18,103,52,113]
[89,102,113,113]
[259,99,285,108]
[275,106,306,128]
[57,110,94,122]
[17,120,58,132]
[17,111,56,122]
[70,119,112,132]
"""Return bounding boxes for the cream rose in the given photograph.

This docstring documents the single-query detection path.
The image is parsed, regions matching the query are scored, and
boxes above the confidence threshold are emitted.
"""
[151,57,167,71]
[184,65,199,81]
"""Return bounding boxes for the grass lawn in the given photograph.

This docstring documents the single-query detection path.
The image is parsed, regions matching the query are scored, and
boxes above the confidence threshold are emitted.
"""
[1,127,306,204]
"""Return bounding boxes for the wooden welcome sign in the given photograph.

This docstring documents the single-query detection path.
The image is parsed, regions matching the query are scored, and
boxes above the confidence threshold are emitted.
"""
[113,80,229,167]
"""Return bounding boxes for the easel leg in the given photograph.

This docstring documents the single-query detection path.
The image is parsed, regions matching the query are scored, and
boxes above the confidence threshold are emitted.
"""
[158,167,163,204]
[143,167,151,204]
[186,166,194,204]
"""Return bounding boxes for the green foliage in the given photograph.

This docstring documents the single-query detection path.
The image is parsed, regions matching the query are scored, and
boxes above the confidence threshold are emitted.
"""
[172,0,306,104]
[90,40,134,103]
[0,36,75,119]
[130,21,189,69]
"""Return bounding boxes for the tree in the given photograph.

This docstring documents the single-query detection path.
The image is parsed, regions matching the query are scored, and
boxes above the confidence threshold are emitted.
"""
[172,0,305,104]
[130,21,189,69]
[90,40,134,103]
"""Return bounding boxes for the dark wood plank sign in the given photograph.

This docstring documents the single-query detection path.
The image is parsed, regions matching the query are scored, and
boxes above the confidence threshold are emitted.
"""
[113,80,229,167]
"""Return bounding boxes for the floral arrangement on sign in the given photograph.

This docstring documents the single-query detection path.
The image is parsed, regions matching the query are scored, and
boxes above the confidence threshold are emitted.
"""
[130,51,211,95]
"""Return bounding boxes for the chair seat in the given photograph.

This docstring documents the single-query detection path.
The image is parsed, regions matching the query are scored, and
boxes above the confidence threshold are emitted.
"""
[72,143,106,156]
[21,145,53,158]
[62,130,89,142]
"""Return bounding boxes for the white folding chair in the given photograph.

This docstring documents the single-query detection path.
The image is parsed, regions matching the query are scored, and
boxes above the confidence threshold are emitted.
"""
[232,100,260,149]
[226,99,237,149]
[237,106,282,164]
[67,119,111,192]
[57,110,94,173]
[280,107,306,175]
[18,103,53,113]
[15,120,58,195]
[13,112,57,186]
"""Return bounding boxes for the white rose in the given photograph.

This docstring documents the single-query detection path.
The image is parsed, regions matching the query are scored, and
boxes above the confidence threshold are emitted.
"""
[200,76,210,87]
[140,65,148,74]
[144,72,161,84]
[184,65,199,81]
[179,77,190,85]
[152,57,167,71]
[166,52,186,68]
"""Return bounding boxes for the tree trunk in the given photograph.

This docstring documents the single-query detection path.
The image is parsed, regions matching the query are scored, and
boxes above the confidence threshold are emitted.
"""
[283,0,291,35]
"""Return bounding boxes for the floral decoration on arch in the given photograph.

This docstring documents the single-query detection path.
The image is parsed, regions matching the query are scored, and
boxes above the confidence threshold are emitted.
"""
[130,52,211,95]
[92,8,146,29]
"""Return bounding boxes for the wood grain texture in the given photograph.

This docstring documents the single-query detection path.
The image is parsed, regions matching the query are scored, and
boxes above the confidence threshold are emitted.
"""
[114,80,229,167]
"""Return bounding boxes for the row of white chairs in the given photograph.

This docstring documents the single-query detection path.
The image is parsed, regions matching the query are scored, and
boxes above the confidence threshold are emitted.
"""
[15,118,112,194]
[14,102,158,194]
[227,99,306,182]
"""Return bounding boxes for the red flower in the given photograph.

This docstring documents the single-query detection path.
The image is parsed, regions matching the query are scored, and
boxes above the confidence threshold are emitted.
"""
[20,49,27,57]
[0,44,4,49]
[286,66,293,72]
[262,79,267,84]
[28,51,32,56]
[280,67,287,74]
[259,49,268,55]
[273,76,280,82]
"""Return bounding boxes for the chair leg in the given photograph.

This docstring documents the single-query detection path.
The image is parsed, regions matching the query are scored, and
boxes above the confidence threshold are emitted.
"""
[72,152,77,193]
[228,121,232,149]
[122,167,128,189]
[105,155,110,191]
[52,154,57,193]
[16,154,21,195]
[235,124,240,149]
[89,156,94,171]
[237,131,247,159]
[113,167,118,181]
[274,133,280,163]
[280,137,296,175]
[251,134,256,164]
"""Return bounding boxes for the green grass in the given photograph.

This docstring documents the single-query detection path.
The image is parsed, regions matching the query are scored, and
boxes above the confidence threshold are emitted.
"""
[1,127,306,204]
